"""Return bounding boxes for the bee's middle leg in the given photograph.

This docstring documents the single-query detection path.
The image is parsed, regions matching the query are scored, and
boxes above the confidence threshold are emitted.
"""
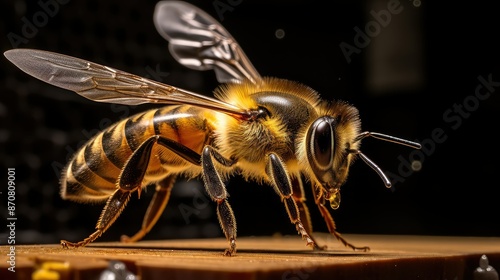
[266,153,317,249]
[61,135,159,248]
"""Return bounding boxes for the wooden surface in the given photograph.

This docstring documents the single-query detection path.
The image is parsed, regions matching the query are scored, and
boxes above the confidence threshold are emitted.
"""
[1,233,499,280]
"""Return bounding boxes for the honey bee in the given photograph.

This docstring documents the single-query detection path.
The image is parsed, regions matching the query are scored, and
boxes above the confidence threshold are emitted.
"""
[4,1,421,256]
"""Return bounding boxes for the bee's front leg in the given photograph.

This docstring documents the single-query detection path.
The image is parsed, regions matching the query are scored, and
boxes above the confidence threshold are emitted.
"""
[291,176,327,250]
[201,145,237,256]
[265,153,318,249]
[314,192,370,252]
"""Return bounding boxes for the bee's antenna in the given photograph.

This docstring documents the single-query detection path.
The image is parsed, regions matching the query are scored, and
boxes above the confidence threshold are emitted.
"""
[348,149,392,188]
[349,131,422,188]
[354,131,422,149]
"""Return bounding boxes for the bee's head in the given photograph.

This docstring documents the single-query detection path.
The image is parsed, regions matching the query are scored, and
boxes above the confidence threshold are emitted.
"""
[303,102,421,210]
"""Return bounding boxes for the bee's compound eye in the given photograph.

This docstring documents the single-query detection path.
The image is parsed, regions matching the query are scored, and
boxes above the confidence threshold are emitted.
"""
[307,117,335,170]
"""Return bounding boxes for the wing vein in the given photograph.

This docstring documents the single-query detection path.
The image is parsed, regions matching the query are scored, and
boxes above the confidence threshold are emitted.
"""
[4,49,248,116]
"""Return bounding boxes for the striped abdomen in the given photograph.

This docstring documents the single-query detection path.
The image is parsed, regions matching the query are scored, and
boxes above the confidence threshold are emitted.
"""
[61,105,215,203]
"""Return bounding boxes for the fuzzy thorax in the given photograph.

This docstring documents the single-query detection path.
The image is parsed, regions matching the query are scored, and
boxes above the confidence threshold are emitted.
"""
[212,78,320,181]
[212,77,362,187]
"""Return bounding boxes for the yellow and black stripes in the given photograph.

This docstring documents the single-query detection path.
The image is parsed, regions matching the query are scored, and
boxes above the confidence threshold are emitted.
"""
[125,110,157,152]
[61,105,216,203]
[154,106,181,136]
[84,134,120,184]
[102,120,130,169]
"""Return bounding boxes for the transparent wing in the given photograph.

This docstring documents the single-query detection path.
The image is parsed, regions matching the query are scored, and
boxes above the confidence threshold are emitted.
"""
[4,49,247,117]
[154,1,262,85]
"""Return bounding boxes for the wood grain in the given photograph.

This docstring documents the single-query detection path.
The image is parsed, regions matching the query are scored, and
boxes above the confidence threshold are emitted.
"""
[1,234,499,280]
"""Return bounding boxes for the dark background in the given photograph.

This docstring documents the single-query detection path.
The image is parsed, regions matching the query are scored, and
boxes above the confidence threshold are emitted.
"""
[1,0,499,247]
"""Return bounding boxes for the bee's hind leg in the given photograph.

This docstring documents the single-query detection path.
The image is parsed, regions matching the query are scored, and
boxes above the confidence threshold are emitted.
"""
[121,174,177,243]
[61,135,201,248]
[61,136,160,248]
[118,136,201,243]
